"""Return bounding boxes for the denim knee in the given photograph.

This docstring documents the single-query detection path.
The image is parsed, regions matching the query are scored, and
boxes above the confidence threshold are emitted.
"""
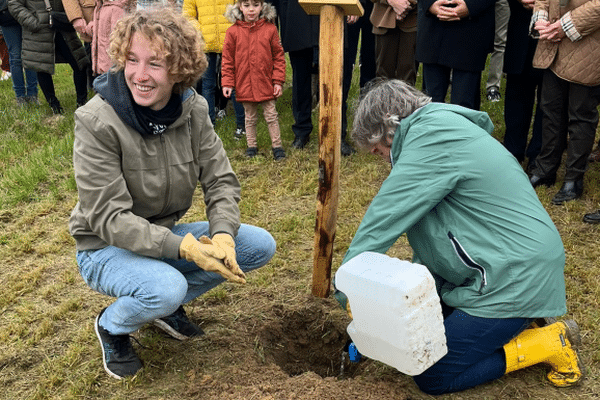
[239,226,276,270]
[140,272,188,317]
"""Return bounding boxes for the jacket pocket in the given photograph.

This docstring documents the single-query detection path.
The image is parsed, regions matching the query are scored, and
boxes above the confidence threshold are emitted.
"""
[447,231,488,293]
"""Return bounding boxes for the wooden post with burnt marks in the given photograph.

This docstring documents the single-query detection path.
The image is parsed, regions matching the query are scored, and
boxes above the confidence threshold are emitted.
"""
[299,0,363,298]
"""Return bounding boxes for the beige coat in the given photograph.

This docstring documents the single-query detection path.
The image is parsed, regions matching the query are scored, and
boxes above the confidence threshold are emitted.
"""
[370,0,417,34]
[62,0,95,41]
[533,0,600,86]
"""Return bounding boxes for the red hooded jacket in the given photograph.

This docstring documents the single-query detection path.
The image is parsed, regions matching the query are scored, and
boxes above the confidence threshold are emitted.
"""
[221,3,285,102]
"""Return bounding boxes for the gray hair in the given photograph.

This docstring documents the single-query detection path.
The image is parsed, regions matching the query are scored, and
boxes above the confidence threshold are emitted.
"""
[351,79,431,150]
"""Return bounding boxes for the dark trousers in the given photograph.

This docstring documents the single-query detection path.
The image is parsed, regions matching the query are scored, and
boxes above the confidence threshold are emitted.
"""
[37,31,88,107]
[423,63,481,110]
[289,48,315,140]
[374,29,417,84]
[413,308,533,395]
[533,69,600,181]
[342,1,376,139]
[503,68,544,166]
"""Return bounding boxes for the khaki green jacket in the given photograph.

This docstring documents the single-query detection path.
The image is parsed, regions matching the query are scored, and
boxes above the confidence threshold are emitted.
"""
[69,89,241,260]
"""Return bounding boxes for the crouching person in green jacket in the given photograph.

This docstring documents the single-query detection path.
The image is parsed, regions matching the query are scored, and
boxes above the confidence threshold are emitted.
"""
[336,79,583,394]
[68,9,276,380]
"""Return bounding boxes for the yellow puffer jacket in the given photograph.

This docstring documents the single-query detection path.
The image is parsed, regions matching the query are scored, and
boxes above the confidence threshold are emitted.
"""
[183,0,235,53]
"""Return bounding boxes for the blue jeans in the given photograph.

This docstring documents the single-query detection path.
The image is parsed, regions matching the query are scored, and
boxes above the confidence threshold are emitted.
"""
[1,23,37,98]
[413,308,534,395]
[202,52,245,127]
[76,222,276,335]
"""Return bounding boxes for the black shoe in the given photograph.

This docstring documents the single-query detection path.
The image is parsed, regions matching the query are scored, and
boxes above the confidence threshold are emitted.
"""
[95,309,143,379]
[272,146,286,160]
[486,87,501,102]
[551,180,584,205]
[291,136,309,149]
[245,147,258,158]
[153,306,204,340]
[341,141,356,156]
[50,103,64,115]
[234,126,246,140]
[530,174,556,188]
[583,210,600,224]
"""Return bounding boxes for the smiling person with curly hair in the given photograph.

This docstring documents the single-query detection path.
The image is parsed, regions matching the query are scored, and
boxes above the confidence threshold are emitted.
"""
[69,9,276,379]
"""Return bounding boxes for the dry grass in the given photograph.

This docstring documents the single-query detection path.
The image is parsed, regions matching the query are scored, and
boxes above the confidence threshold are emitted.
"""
[1,62,600,400]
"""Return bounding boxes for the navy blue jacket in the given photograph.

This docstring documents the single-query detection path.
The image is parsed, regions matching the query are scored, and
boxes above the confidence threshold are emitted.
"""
[416,0,496,72]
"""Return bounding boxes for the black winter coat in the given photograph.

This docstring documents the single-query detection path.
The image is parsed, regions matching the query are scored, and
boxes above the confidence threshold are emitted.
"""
[416,0,496,72]
[503,0,538,75]
[8,0,89,74]
[271,0,319,53]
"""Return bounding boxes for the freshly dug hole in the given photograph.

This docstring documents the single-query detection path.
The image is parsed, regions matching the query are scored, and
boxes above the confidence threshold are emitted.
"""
[256,300,364,378]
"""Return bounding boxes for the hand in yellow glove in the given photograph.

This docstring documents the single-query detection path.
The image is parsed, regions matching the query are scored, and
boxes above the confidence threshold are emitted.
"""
[179,233,246,284]
[211,233,246,281]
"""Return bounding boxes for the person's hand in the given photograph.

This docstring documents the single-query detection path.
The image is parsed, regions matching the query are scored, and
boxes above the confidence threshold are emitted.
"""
[85,21,94,36]
[346,15,359,24]
[537,19,566,43]
[223,87,233,98]
[72,18,87,34]
[534,19,550,32]
[179,233,246,283]
[273,83,283,98]
[430,0,468,21]
[211,233,246,281]
[519,0,535,10]
[388,0,412,20]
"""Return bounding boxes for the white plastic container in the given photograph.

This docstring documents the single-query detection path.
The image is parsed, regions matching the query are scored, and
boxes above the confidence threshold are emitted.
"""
[335,251,447,375]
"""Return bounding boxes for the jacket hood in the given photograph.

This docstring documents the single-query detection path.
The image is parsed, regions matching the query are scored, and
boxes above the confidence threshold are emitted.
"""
[93,70,194,134]
[391,103,495,166]
[224,2,277,24]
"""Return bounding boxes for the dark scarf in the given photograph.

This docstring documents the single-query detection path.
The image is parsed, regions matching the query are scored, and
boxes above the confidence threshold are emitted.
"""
[94,70,183,136]
[132,92,182,136]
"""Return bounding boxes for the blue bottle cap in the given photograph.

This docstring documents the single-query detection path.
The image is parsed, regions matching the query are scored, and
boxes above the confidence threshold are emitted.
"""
[348,342,362,363]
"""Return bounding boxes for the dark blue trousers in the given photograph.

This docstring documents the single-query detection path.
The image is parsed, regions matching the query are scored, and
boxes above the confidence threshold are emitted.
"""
[503,68,544,166]
[422,63,482,110]
[413,308,533,395]
[289,48,315,141]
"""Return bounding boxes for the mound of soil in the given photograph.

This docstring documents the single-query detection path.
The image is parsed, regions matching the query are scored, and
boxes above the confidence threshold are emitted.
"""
[181,295,413,400]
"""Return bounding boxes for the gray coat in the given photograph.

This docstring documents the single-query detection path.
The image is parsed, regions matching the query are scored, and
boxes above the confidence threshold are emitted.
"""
[8,0,89,74]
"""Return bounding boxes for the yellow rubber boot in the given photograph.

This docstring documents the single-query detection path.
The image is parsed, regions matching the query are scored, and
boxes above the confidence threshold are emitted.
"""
[504,320,584,387]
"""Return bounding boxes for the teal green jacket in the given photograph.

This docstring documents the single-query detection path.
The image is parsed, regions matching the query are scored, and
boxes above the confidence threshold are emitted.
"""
[342,103,566,318]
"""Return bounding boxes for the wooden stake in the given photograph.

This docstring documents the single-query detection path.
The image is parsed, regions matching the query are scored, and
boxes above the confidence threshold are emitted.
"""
[298,0,363,298]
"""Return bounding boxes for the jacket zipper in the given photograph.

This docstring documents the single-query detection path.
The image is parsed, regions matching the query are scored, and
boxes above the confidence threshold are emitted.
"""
[447,231,487,293]
[159,133,170,216]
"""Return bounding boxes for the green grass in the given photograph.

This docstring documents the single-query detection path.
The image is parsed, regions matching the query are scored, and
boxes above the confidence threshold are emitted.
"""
[1,56,600,400]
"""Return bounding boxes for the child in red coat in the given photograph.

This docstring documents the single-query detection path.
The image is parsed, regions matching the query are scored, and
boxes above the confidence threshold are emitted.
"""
[222,0,286,160]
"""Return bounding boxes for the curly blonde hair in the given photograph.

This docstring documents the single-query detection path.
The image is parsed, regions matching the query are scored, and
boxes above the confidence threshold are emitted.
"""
[108,8,208,94]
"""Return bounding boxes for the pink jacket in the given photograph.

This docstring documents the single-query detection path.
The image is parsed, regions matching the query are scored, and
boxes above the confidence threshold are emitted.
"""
[90,0,132,75]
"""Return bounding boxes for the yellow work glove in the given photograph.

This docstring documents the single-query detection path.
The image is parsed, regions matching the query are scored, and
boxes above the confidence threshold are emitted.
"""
[179,233,246,284]
[211,233,246,281]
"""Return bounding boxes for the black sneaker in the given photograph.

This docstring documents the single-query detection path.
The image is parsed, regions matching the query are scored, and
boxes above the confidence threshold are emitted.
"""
[486,87,501,102]
[95,309,143,379]
[272,147,286,160]
[245,147,258,158]
[152,306,205,340]
[50,103,64,115]
[234,126,246,140]
[341,140,356,156]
